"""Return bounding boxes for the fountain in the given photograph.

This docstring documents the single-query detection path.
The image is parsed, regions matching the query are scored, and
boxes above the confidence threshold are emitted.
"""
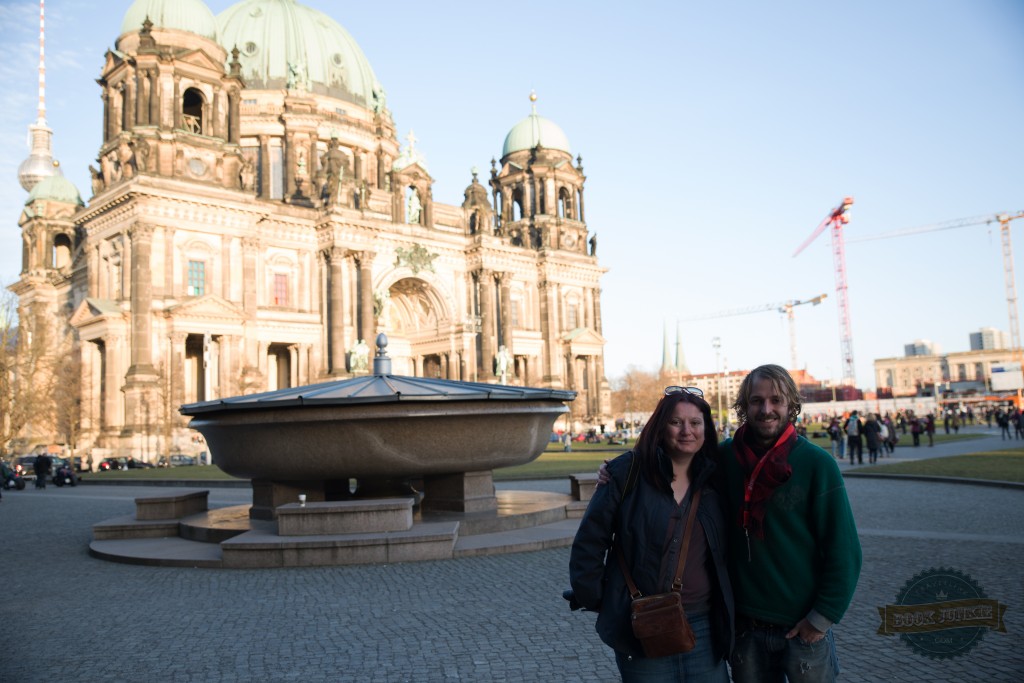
[89,335,588,568]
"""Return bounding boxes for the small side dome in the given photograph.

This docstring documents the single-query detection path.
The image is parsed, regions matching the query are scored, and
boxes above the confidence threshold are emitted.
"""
[27,173,84,207]
[121,0,219,40]
[502,95,571,157]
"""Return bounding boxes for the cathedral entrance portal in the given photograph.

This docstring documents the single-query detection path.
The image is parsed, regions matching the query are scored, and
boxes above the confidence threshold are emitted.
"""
[379,278,454,378]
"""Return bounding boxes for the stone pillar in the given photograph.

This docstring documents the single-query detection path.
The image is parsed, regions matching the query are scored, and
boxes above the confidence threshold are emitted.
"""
[213,88,225,139]
[539,280,563,385]
[169,332,187,420]
[259,135,271,198]
[593,287,603,335]
[149,70,161,130]
[103,90,114,142]
[478,269,494,376]
[284,133,296,198]
[327,247,347,375]
[136,69,148,126]
[103,335,124,431]
[498,272,512,350]
[241,237,260,375]
[228,88,240,143]
[357,252,376,345]
[124,78,135,131]
[127,223,156,377]
[578,187,585,222]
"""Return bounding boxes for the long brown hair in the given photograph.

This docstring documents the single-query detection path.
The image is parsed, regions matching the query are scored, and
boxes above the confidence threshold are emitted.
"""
[634,390,718,495]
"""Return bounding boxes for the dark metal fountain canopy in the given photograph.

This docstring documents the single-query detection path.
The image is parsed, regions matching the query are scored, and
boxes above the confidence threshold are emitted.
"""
[180,335,575,416]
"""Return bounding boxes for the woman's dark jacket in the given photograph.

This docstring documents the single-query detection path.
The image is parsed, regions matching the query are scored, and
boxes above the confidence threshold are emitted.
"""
[569,450,735,659]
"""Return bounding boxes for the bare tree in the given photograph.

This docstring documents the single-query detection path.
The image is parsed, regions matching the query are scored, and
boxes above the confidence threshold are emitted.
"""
[610,365,661,430]
[0,289,61,455]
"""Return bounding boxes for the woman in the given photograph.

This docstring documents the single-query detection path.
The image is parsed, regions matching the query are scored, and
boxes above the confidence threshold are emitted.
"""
[569,387,734,682]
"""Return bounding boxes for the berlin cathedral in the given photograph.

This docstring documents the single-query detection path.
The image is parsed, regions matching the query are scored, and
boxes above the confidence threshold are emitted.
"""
[13,0,611,460]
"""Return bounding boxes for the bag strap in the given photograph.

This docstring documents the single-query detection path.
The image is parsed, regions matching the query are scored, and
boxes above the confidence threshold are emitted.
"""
[617,487,703,600]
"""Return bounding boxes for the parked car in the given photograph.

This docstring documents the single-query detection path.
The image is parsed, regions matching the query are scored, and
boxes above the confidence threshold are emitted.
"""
[98,457,127,471]
[157,454,197,468]
[13,455,37,477]
[125,457,155,469]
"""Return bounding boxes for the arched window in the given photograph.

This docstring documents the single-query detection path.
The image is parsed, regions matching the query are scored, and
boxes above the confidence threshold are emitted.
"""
[469,211,479,234]
[183,88,205,135]
[512,188,525,221]
[52,233,72,269]
[559,187,572,219]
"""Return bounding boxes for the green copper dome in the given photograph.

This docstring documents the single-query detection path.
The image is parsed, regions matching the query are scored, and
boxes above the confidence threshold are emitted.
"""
[121,0,219,40]
[502,101,571,157]
[26,173,84,207]
[217,0,382,107]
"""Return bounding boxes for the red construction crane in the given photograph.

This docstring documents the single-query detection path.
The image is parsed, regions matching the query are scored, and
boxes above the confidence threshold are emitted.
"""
[684,293,828,371]
[793,197,856,386]
[849,210,1024,354]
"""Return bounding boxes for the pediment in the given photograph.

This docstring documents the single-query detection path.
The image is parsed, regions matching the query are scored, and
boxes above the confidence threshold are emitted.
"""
[174,48,226,74]
[70,298,127,328]
[562,327,606,350]
[166,294,244,322]
[394,162,434,185]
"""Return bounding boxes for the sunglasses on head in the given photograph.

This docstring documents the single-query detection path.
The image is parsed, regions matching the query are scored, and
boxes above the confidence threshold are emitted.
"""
[664,386,704,398]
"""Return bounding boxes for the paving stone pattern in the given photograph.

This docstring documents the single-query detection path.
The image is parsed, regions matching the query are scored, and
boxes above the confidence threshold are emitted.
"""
[1,445,1021,681]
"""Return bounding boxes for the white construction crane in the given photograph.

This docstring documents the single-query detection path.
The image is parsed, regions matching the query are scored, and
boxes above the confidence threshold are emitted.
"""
[849,211,1024,352]
[684,293,828,371]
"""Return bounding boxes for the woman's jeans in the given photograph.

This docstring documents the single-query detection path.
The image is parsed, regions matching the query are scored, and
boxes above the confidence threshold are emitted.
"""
[615,612,728,683]
[730,622,839,683]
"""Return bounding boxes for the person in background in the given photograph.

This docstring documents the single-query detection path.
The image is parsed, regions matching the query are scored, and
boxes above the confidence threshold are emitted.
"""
[863,414,882,464]
[571,386,734,682]
[844,411,863,465]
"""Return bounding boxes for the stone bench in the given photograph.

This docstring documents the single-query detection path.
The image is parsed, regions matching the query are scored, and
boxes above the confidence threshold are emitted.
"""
[135,489,209,521]
[570,473,599,502]
[276,498,415,536]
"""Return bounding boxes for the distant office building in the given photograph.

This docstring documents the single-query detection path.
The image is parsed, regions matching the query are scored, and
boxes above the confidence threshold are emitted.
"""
[904,339,939,357]
[969,327,1009,351]
[875,348,1013,396]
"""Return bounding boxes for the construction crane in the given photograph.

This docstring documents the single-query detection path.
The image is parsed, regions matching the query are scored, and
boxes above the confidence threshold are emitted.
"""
[684,293,828,370]
[848,211,1024,353]
[793,197,856,385]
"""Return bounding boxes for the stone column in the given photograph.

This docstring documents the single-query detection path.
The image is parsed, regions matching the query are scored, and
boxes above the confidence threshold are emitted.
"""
[169,332,187,420]
[259,135,271,198]
[220,237,231,299]
[241,237,260,375]
[539,280,563,385]
[125,70,136,131]
[127,223,156,377]
[498,272,512,350]
[136,69,148,126]
[213,87,225,139]
[228,88,241,143]
[356,251,376,345]
[593,287,603,335]
[103,90,114,142]
[578,187,585,222]
[284,133,296,198]
[149,70,161,130]
[327,247,347,375]
[478,269,494,376]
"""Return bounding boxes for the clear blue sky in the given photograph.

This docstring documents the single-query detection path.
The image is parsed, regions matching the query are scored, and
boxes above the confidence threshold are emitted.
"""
[2,0,1022,390]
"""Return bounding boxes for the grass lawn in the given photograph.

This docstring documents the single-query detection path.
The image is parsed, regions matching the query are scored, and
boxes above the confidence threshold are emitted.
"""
[849,448,1024,483]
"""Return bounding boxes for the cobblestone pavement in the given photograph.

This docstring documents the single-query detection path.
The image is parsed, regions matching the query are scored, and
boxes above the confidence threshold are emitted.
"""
[1,462,1021,681]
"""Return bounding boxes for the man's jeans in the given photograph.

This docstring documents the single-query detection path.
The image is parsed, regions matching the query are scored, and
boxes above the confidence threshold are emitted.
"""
[730,623,839,683]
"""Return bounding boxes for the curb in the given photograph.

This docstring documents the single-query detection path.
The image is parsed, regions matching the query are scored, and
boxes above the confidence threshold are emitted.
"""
[77,478,250,488]
[842,471,1024,490]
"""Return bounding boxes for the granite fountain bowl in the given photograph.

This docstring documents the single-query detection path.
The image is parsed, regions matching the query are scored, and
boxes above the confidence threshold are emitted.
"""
[179,374,574,482]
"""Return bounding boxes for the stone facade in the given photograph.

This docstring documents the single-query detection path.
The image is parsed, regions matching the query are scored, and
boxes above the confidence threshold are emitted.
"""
[11,5,610,459]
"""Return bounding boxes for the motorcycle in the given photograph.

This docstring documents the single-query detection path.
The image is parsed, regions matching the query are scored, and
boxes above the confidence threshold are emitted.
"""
[3,470,26,490]
[52,463,77,487]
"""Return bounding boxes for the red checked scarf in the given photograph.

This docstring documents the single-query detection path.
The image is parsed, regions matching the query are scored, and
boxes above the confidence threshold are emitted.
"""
[733,422,796,539]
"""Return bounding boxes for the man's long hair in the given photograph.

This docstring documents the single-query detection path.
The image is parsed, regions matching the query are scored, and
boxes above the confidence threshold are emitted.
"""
[732,364,802,425]
[634,391,718,494]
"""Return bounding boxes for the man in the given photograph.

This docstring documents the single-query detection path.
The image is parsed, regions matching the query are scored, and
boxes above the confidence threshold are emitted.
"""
[33,451,52,489]
[721,364,861,683]
[844,410,863,465]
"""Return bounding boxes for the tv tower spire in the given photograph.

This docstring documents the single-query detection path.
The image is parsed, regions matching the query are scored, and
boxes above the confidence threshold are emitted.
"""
[18,0,61,192]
